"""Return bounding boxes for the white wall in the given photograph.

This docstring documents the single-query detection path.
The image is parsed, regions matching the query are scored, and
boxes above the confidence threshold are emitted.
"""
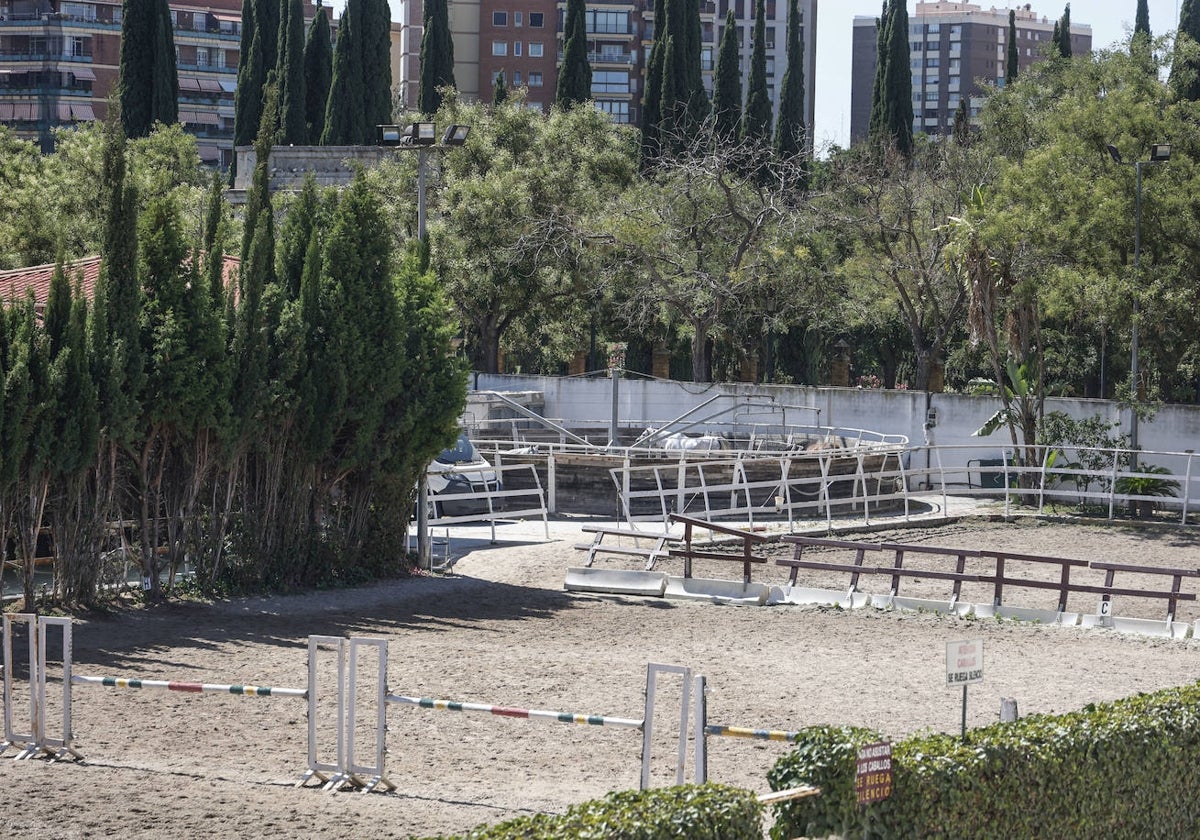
[473,373,1200,465]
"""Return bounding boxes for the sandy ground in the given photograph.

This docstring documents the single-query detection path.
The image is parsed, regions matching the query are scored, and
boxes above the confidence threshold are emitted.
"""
[3,514,1200,839]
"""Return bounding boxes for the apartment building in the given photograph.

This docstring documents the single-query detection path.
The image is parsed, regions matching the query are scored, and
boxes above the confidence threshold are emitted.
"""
[0,0,327,164]
[396,0,816,141]
[849,1,1092,144]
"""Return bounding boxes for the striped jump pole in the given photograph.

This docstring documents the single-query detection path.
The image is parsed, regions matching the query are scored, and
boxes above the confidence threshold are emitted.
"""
[387,663,692,791]
[692,675,801,784]
[71,675,307,698]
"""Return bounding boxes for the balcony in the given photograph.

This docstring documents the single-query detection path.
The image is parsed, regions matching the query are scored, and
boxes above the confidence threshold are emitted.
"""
[589,51,632,65]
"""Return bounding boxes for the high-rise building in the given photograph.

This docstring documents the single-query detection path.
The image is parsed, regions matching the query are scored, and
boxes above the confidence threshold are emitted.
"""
[395,0,816,143]
[849,1,1091,144]
[0,0,324,163]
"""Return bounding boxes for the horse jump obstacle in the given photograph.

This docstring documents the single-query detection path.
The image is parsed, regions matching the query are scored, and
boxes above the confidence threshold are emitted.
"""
[4,616,693,795]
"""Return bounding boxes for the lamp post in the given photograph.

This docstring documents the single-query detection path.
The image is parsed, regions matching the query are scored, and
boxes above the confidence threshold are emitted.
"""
[1106,142,1171,466]
[379,121,471,569]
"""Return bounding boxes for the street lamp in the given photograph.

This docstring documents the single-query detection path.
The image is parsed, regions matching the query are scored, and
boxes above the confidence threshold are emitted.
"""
[379,121,472,569]
[1106,142,1171,465]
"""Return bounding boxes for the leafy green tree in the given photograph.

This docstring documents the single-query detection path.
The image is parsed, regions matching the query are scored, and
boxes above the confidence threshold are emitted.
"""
[429,99,637,373]
[118,0,178,138]
[742,0,772,145]
[303,6,333,143]
[277,0,307,144]
[418,0,456,115]
[774,0,806,173]
[1006,10,1019,84]
[235,0,281,153]
[556,0,592,109]
[710,10,742,143]
[952,98,971,145]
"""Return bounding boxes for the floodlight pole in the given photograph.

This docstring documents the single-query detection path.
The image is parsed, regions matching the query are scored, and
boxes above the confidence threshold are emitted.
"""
[1130,160,1142,471]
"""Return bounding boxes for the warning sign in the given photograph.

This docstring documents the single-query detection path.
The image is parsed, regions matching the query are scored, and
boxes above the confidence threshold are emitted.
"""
[946,638,984,687]
[855,741,893,805]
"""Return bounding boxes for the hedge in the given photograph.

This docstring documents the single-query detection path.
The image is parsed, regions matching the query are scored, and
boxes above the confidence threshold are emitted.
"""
[427,783,762,839]
[767,682,1200,839]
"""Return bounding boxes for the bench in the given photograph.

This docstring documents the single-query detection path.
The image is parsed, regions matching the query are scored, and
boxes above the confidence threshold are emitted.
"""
[574,526,674,572]
[668,514,769,585]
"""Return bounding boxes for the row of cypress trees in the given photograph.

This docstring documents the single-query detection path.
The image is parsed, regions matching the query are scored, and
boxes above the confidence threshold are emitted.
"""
[6,98,464,610]
[642,0,808,170]
[234,0,388,152]
[117,0,179,138]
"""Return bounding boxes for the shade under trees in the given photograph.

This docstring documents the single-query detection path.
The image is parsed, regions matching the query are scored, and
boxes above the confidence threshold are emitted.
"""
[117,0,178,138]
[556,0,592,108]
[419,0,456,115]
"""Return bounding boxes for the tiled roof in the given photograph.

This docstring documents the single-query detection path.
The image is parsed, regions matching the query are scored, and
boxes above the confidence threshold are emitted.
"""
[0,255,242,310]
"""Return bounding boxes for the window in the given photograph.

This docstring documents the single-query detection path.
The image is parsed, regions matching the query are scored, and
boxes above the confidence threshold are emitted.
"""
[492,41,507,56]
[61,2,96,20]
[586,10,629,35]
[925,90,938,101]
[926,23,940,33]
[949,58,961,72]
[513,70,522,85]
[514,41,522,56]
[925,56,939,68]
[493,11,507,26]
[591,70,629,93]
[515,11,522,26]
[596,100,630,123]
[529,42,544,57]
[215,49,226,69]
[528,71,543,86]
[529,12,544,27]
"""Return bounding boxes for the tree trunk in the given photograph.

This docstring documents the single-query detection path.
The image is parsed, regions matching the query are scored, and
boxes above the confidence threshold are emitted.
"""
[691,322,711,383]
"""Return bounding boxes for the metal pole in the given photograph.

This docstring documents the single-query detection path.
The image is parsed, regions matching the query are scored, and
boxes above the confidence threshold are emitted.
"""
[961,684,968,741]
[609,366,620,448]
[1130,160,1141,470]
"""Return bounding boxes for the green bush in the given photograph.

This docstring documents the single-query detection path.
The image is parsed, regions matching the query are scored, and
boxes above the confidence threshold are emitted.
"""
[769,683,1200,839]
[766,725,881,839]
[430,783,762,839]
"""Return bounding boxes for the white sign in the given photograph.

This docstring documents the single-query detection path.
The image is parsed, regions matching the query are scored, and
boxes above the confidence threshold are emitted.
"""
[946,639,983,686]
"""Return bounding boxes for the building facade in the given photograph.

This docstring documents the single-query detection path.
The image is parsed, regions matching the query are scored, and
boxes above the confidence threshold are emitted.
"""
[395,0,816,143]
[849,1,1092,144]
[0,0,322,165]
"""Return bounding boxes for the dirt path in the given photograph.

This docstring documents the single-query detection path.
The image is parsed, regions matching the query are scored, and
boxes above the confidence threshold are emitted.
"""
[3,518,1200,838]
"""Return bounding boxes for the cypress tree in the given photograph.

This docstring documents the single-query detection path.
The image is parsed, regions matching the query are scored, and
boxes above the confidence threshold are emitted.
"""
[881,0,913,154]
[1057,4,1072,58]
[234,0,262,151]
[710,9,741,143]
[1173,0,1200,99]
[493,71,508,105]
[742,0,772,145]
[361,0,394,130]
[1135,0,1150,38]
[151,0,178,127]
[303,7,332,143]
[418,0,456,115]
[323,0,365,144]
[658,37,677,151]
[640,0,667,165]
[118,0,177,137]
[952,97,971,146]
[868,1,889,143]
[556,0,592,108]
[277,0,307,144]
[681,0,707,128]
[1006,10,1019,84]
[774,0,806,164]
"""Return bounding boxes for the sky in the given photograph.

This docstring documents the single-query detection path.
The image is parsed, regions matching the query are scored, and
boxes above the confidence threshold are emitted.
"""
[365,1,1187,151]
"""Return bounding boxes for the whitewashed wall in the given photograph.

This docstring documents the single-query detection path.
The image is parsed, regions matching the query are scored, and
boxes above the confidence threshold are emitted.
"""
[472,373,1200,466]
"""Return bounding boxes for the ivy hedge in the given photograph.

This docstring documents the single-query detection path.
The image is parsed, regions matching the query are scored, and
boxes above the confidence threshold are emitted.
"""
[767,682,1200,839]
[427,783,762,839]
